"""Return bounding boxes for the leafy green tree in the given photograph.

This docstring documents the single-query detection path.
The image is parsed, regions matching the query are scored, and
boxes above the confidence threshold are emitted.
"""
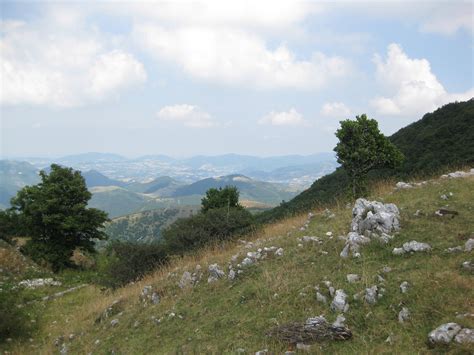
[334,114,404,197]
[9,164,108,271]
[201,186,242,212]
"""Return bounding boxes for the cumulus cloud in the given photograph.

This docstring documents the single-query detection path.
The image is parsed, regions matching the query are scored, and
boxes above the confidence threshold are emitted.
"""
[321,102,351,118]
[258,108,307,126]
[370,43,473,116]
[157,104,215,128]
[134,25,350,90]
[0,19,146,107]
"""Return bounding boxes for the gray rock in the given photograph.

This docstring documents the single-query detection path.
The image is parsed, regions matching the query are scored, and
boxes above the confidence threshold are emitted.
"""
[275,248,284,257]
[110,319,119,327]
[351,198,400,235]
[364,286,379,305]
[178,271,193,289]
[398,307,410,323]
[228,269,236,280]
[428,323,462,345]
[382,266,392,273]
[255,349,268,355]
[301,236,321,243]
[316,291,327,304]
[346,274,360,283]
[207,264,225,283]
[454,328,474,344]
[18,278,62,288]
[331,289,349,312]
[396,182,413,189]
[392,247,405,255]
[332,314,346,327]
[402,241,431,253]
[400,281,409,293]
[241,257,254,267]
[445,246,463,253]
[465,238,474,252]
[462,261,474,271]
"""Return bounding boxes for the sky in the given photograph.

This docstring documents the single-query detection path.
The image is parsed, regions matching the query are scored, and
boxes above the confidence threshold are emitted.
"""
[1,0,473,158]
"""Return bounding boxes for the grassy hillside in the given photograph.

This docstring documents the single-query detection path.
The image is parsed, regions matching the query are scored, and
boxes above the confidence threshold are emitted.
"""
[258,99,474,223]
[104,207,198,244]
[4,171,473,353]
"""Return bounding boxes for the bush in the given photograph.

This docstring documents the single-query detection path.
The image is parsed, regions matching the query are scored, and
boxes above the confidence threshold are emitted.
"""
[163,207,254,254]
[97,241,168,289]
[0,287,31,341]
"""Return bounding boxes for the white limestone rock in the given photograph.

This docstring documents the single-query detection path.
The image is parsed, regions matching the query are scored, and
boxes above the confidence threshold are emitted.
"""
[398,307,410,323]
[402,241,431,253]
[428,323,462,345]
[331,289,349,312]
[400,281,410,293]
[465,238,474,252]
[207,264,225,283]
[346,274,360,283]
[396,182,413,189]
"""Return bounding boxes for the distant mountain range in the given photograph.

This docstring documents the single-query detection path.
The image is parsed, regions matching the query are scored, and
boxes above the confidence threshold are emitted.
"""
[14,152,337,186]
[0,160,301,218]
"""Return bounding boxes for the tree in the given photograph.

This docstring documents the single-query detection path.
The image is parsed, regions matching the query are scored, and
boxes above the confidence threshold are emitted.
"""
[9,164,108,271]
[201,186,242,212]
[334,114,404,197]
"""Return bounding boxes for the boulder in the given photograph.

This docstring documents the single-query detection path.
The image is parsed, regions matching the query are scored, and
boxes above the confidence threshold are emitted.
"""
[400,281,409,293]
[351,198,400,235]
[428,323,462,345]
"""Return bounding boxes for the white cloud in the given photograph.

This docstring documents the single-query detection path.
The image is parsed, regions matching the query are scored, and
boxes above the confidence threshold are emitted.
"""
[157,104,214,128]
[134,25,350,90]
[0,20,146,107]
[370,43,473,116]
[321,102,351,117]
[258,108,307,126]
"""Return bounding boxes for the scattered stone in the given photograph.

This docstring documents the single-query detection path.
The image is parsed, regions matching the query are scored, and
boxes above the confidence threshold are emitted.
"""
[462,261,474,271]
[428,323,462,345]
[393,241,431,255]
[346,274,360,283]
[275,248,284,257]
[326,231,333,237]
[454,328,474,344]
[441,170,474,179]
[301,236,321,243]
[377,274,386,283]
[414,209,422,216]
[400,281,409,293]
[381,266,392,273]
[133,320,140,328]
[331,289,349,312]
[95,300,124,324]
[323,209,336,219]
[385,334,394,344]
[207,264,225,283]
[440,194,449,200]
[396,181,413,189]
[364,286,379,305]
[332,314,346,328]
[316,292,327,304]
[18,278,62,288]
[465,238,474,252]
[435,209,459,217]
[255,349,268,355]
[228,269,236,280]
[398,307,410,323]
[445,246,463,253]
[110,319,119,327]
[140,286,160,305]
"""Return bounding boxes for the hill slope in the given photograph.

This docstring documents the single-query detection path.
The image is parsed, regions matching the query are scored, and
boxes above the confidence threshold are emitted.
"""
[258,99,474,223]
[5,170,473,353]
[0,160,39,208]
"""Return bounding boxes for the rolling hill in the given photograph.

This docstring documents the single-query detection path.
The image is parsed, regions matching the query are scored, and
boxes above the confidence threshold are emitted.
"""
[0,160,40,208]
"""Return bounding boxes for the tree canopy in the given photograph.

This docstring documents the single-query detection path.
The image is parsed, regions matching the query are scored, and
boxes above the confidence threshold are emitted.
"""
[334,114,404,196]
[201,185,242,212]
[9,164,108,271]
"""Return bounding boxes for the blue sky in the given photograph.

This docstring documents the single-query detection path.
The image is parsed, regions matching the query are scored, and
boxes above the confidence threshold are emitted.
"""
[1,0,472,158]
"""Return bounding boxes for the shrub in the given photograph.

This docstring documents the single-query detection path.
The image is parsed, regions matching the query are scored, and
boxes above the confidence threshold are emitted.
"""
[163,207,254,254]
[97,241,168,289]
